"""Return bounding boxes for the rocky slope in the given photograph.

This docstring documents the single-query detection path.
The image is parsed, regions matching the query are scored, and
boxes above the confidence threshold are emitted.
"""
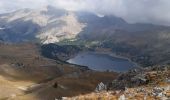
[0,6,86,44]
[66,65,170,100]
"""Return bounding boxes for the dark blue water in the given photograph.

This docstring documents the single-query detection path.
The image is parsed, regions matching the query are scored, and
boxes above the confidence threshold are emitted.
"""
[67,52,138,72]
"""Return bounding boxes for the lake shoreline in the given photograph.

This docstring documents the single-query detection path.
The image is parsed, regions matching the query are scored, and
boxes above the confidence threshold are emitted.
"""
[94,51,142,69]
[67,51,142,72]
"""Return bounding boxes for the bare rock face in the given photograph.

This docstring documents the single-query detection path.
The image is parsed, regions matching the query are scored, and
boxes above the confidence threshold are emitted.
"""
[0,5,86,44]
[37,12,86,44]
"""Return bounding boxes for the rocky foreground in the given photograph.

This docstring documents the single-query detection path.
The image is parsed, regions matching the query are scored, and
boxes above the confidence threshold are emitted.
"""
[64,66,170,100]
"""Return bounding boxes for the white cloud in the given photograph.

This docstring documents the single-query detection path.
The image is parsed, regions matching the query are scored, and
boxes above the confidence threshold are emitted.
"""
[0,0,170,26]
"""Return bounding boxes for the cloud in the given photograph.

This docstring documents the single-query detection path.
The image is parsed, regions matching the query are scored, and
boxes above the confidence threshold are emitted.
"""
[0,0,170,26]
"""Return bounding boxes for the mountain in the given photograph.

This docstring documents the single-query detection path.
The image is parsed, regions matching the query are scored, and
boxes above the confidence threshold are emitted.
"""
[0,6,86,44]
[0,5,170,66]
[1,5,170,44]
[0,5,170,100]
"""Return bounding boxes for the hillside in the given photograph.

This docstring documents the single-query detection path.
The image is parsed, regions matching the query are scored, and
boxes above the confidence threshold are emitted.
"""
[0,43,169,100]
[66,65,170,100]
[0,43,118,100]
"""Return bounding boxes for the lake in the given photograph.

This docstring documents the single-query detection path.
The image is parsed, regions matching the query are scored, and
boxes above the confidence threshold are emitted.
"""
[67,52,138,72]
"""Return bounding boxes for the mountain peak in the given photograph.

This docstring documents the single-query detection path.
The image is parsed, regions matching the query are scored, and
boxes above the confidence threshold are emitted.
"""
[40,5,57,12]
[46,5,57,10]
[38,5,67,17]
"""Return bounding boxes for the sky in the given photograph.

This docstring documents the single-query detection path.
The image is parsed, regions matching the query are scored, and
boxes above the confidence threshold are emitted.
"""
[0,0,170,26]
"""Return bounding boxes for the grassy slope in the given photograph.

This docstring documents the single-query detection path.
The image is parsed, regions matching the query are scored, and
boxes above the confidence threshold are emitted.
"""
[0,43,118,100]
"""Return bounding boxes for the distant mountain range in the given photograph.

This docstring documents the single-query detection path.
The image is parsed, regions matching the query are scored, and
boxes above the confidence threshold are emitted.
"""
[0,5,170,44]
[0,5,170,66]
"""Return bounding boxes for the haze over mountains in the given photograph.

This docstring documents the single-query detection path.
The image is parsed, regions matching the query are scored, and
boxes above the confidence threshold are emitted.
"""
[0,5,170,66]
[0,5,170,44]
[0,6,85,43]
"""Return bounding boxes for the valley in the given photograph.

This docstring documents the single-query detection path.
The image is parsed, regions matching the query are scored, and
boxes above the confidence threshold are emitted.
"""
[0,4,169,100]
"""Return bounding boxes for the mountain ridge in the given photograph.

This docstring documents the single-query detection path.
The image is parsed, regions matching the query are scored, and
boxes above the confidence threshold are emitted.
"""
[1,5,170,44]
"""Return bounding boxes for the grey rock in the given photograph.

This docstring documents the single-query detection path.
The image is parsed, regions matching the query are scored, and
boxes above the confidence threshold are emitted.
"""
[95,82,107,92]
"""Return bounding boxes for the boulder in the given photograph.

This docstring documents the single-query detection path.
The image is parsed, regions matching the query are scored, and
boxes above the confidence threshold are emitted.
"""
[95,82,107,92]
[131,74,148,85]
[118,94,126,100]
[152,87,164,97]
